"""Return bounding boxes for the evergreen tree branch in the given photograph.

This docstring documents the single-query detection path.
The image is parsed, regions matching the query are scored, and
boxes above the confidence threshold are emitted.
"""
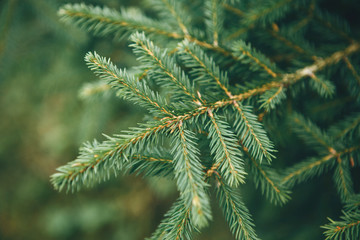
[345,194,360,212]
[313,7,354,43]
[148,197,195,240]
[238,139,290,205]
[281,154,336,187]
[259,85,286,110]
[85,51,174,117]
[330,112,360,140]
[205,0,224,47]
[232,40,279,78]
[308,74,335,98]
[267,26,317,60]
[343,57,360,86]
[290,0,315,33]
[322,210,360,240]
[157,41,360,131]
[232,102,275,163]
[151,0,190,37]
[50,121,170,192]
[223,3,244,16]
[248,156,291,205]
[281,41,360,84]
[215,176,259,240]
[130,32,202,105]
[178,41,231,98]
[281,146,360,187]
[334,156,354,202]
[290,113,334,152]
[171,123,212,228]
[59,2,236,60]
[242,0,295,26]
[58,4,183,40]
[207,110,246,187]
[125,154,173,178]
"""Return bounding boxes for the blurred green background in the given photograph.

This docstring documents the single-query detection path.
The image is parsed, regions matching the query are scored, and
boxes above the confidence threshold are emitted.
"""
[0,0,353,239]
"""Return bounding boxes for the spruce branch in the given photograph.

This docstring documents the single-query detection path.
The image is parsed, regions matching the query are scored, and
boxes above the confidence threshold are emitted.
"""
[85,51,174,117]
[205,0,225,47]
[178,40,231,98]
[308,74,335,98]
[281,154,336,187]
[345,194,360,212]
[50,121,170,192]
[281,146,360,187]
[215,176,259,240]
[148,197,195,240]
[58,3,182,40]
[51,1,360,238]
[232,102,275,163]
[207,110,246,187]
[322,210,360,240]
[267,26,317,60]
[343,57,360,85]
[148,0,191,37]
[241,0,295,26]
[333,156,354,202]
[248,156,291,205]
[290,113,334,153]
[232,40,279,78]
[171,123,212,228]
[313,6,354,43]
[152,40,359,129]
[290,0,315,33]
[130,32,201,105]
[52,40,360,193]
[125,152,173,178]
[329,112,360,140]
[258,85,286,110]
[280,41,360,84]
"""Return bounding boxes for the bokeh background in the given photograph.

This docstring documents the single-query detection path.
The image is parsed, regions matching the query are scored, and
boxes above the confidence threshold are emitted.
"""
[0,0,358,239]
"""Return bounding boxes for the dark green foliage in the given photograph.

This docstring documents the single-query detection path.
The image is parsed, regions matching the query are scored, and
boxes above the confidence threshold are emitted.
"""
[171,125,212,228]
[322,210,360,240]
[50,0,360,239]
[215,177,259,240]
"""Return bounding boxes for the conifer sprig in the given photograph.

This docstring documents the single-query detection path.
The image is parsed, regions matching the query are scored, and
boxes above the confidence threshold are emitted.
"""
[51,121,170,192]
[345,194,360,211]
[248,156,291,205]
[178,40,231,98]
[85,52,174,117]
[215,176,259,240]
[53,1,360,239]
[130,32,201,105]
[281,154,336,187]
[333,157,354,202]
[241,0,295,27]
[58,3,182,40]
[204,0,225,47]
[290,113,335,153]
[207,110,246,187]
[171,123,212,228]
[148,197,195,240]
[232,102,275,163]
[329,112,360,140]
[232,40,279,78]
[148,0,191,37]
[322,210,360,240]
